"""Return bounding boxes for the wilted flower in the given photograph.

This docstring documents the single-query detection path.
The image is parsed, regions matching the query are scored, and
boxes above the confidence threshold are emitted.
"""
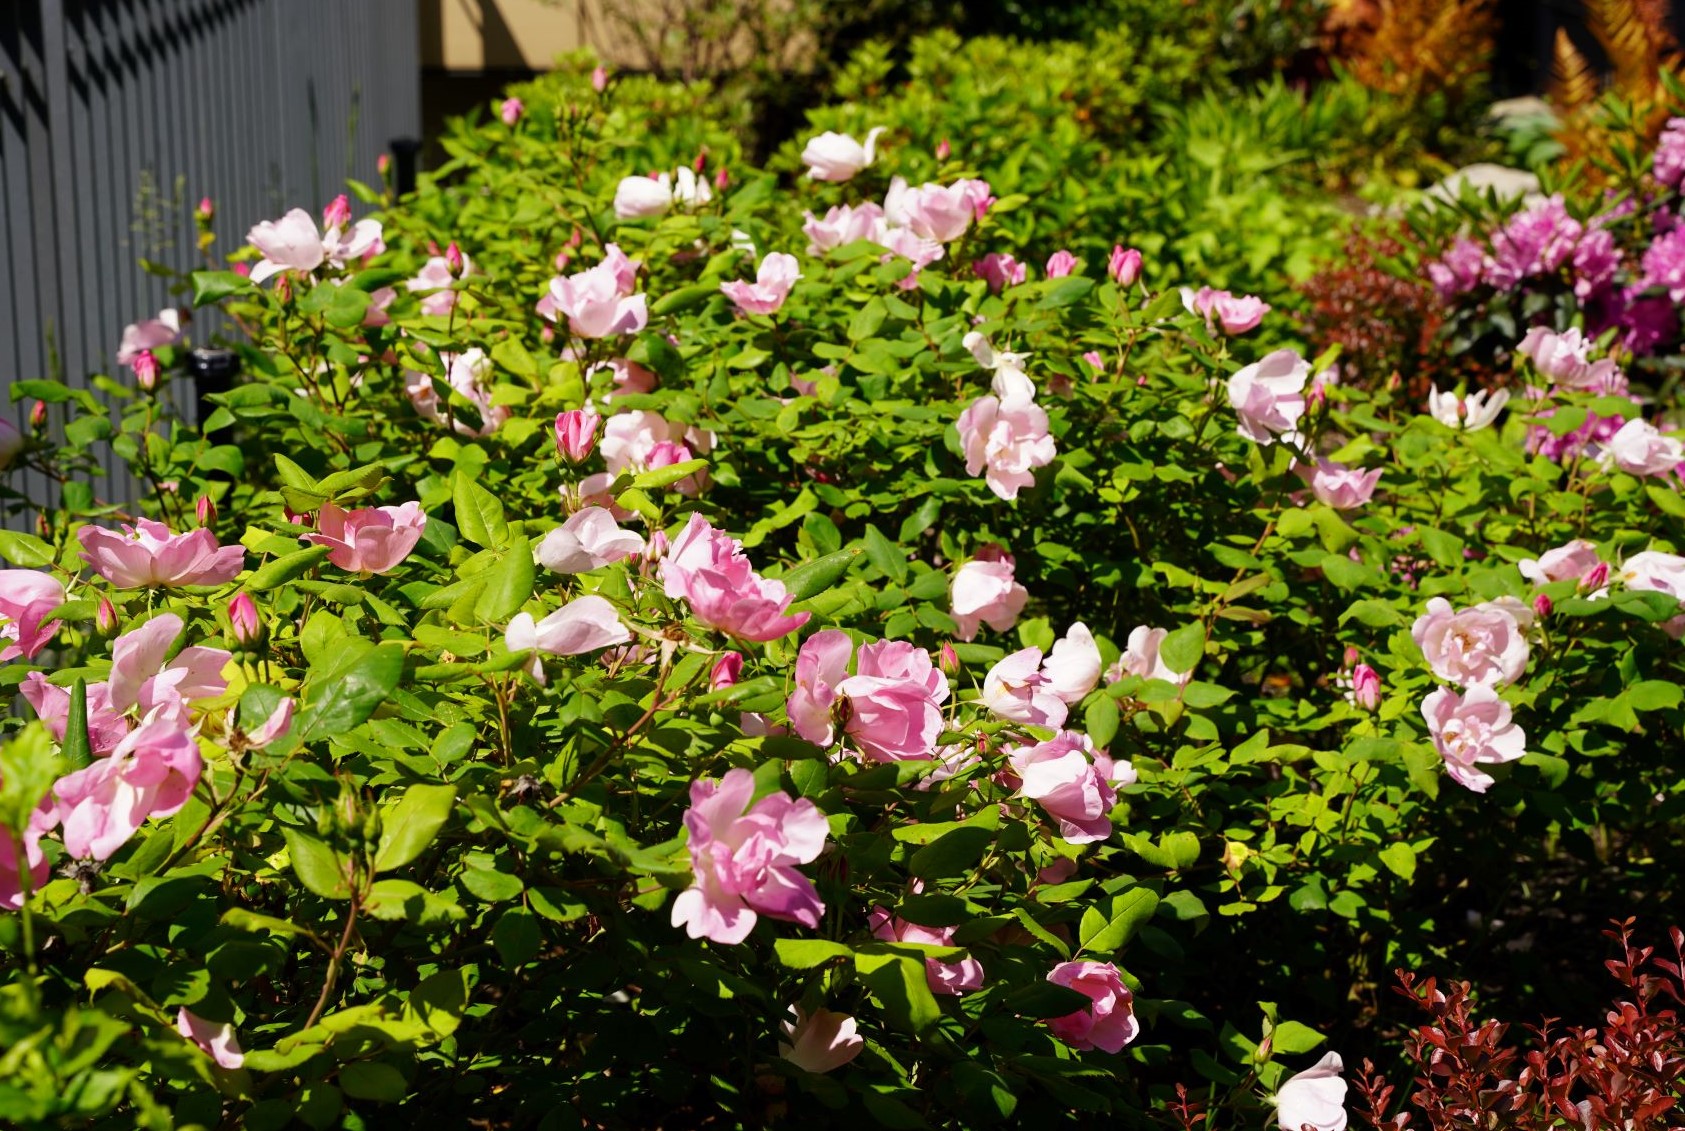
[869,907,985,994]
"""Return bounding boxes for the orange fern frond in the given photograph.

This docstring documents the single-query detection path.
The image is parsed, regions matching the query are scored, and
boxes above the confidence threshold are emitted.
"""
[1550,27,1603,114]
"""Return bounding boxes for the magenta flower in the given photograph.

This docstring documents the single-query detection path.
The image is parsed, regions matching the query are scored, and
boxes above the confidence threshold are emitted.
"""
[869,907,985,994]
[22,674,129,755]
[1044,960,1140,1052]
[778,1007,863,1072]
[1108,245,1141,286]
[950,556,1028,641]
[228,592,262,647]
[721,251,801,315]
[554,405,601,462]
[1519,539,1603,586]
[956,393,1056,502]
[1010,731,1135,844]
[247,695,295,746]
[660,514,810,642]
[801,127,885,182]
[1655,117,1685,189]
[0,793,54,910]
[1274,1052,1348,1131]
[1296,458,1382,510]
[536,507,645,574]
[0,569,65,661]
[973,252,1026,293]
[802,202,885,256]
[79,518,244,589]
[1422,684,1527,793]
[670,768,828,944]
[404,348,507,437]
[982,647,1068,728]
[1044,249,1078,278]
[1347,663,1382,711]
[786,631,948,762]
[54,709,202,860]
[177,1007,245,1069]
[108,613,230,716]
[499,96,523,126]
[1228,349,1309,446]
[1487,195,1581,290]
[1412,597,1531,688]
[539,244,647,338]
[305,502,426,576]
[710,652,743,690]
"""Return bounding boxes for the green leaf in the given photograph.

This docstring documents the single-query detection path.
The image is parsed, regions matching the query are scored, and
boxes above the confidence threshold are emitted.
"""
[405,968,470,1040]
[191,270,254,306]
[848,297,887,342]
[282,828,353,900]
[375,785,457,872]
[910,826,995,879]
[650,282,718,316]
[473,536,534,624]
[854,952,941,1032]
[338,1062,407,1103]
[490,908,542,966]
[0,530,57,567]
[631,458,708,491]
[453,470,508,549]
[1084,695,1120,750]
[780,548,861,602]
[294,643,405,745]
[61,679,92,771]
[1158,623,1205,675]
[1377,842,1416,882]
[773,938,853,968]
[0,725,57,836]
[1268,1020,1327,1055]
[247,545,331,592]
[861,523,907,582]
[1078,888,1160,954]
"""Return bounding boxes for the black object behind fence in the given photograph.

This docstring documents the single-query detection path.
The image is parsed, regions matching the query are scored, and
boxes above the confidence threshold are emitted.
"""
[0,0,420,525]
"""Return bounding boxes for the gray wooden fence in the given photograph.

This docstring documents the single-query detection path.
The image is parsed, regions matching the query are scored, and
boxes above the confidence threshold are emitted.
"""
[1,0,420,522]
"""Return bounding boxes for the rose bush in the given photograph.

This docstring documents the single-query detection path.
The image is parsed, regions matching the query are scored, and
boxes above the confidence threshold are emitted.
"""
[3,40,1685,1131]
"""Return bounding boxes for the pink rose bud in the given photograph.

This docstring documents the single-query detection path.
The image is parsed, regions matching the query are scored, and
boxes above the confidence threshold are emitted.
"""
[378,153,391,176]
[1343,646,1360,668]
[95,596,119,637]
[693,147,708,172]
[939,641,960,676]
[554,406,601,463]
[499,96,524,126]
[568,227,583,249]
[195,197,214,222]
[195,494,216,528]
[1082,350,1104,373]
[714,167,730,191]
[233,261,252,278]
[1108,245,1141,286]
[936,138,951,161]
[1581,561,1609,591]
[645,528,669,565]
[322,194,351,230]
[710,652,743,691]
[1351,663,1381,711]
[30,400,47,432]
[228,592,262,648]
[132,349,159,391]
[1045,249,1077,278]
[591,65,608,92]
[1533,592,1553,618]
[446,241,464,274]
[283,506,310,526]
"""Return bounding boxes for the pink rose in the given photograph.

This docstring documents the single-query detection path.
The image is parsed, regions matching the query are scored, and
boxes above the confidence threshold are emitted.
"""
[1347,663,1381,711]
[1108,245,1141,286]
[540,244,647,338]
[0,569,65,661]
[1109,625,1191,687]
[1296,458,1382,510]
[670,768,828,944]
[1601,417,1685,476]
[883,177,984,243]
[1010,731,1135,844]
[1518,539,1603,585]
[404,348,507,437]
[973,252,1026,293]
[54,709,202,860]
[981,647,1068,728]
[535,507,645,573]
[956,394,1056,501]
[305,501,426,575]
[803,202,885,256]
[786,630,948,761]
[721,252,800,316]
[406,251,473,317]
[1516,326,1623,393]
[108,613,230,715]
[0,795,54,910]
[778,1007,863,1072]
[1044,960,1140,1052]
[22,674,130,755]
[246,208,326,283]
[1043,622,1101,704]
[506,596,630,660]
[1618,550,1685,598]
[950,556,1028,641]
[177,1007,245,1069]
[801,127,884,182]
[247,695,296,746]
[869,906,985,994]
[710,652,743,690]
[1044,249,1078,278]
[1410,596,1530,687]
[1421,684,1526,793]
[116,309,183,367]
[1274,1052,1347,1131]
[1182,286,1269,333]
[660,514,810,642]
[499,97,524,126]
[79,518,245,588]
[1228,349,1309,446]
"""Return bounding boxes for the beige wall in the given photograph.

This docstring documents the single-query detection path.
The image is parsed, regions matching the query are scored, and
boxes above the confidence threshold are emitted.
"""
[421,0,643,72]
